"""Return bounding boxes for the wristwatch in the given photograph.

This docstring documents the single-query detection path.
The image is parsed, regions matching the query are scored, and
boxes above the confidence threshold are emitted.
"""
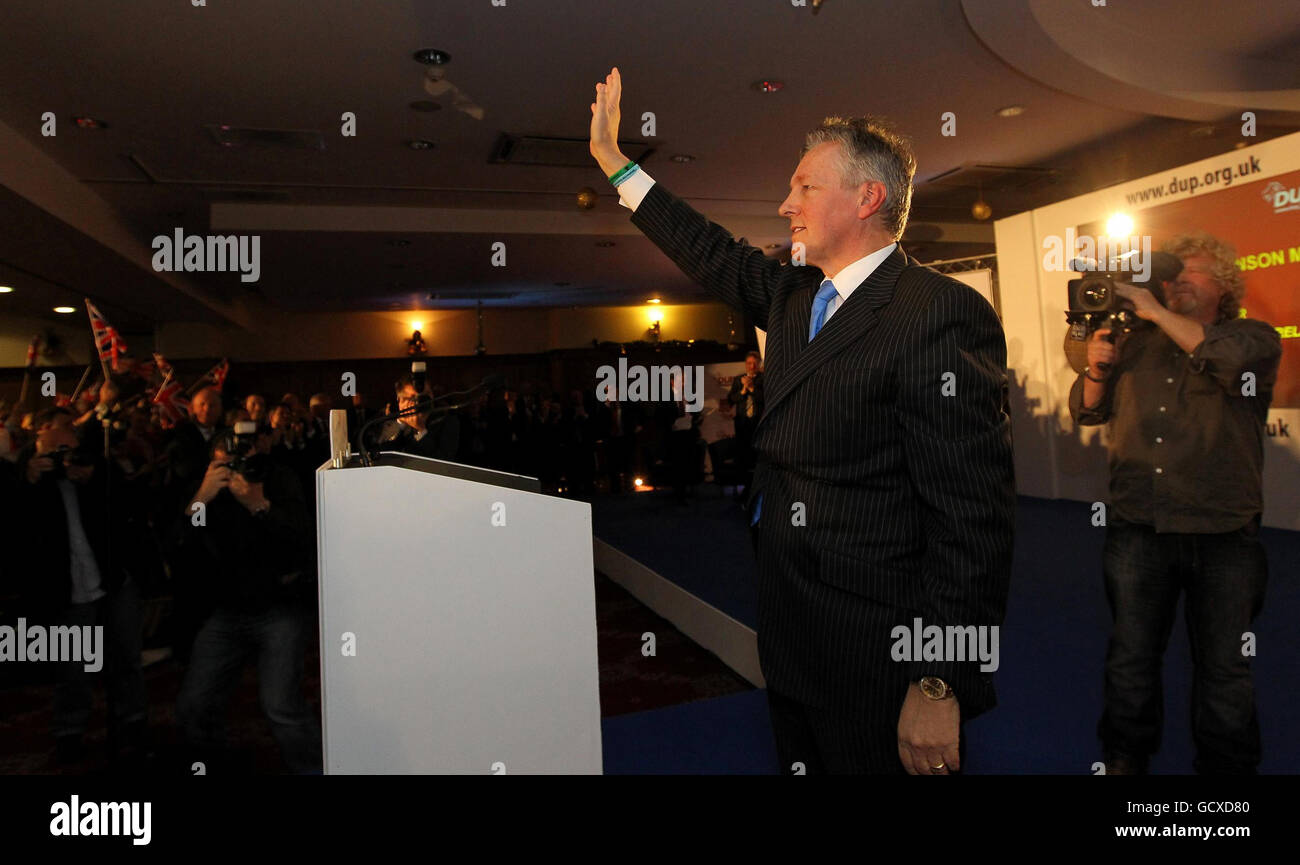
[919,676,954,701]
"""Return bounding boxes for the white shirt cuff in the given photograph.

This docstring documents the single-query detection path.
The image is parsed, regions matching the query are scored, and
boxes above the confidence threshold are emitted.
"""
[617,169,655,211]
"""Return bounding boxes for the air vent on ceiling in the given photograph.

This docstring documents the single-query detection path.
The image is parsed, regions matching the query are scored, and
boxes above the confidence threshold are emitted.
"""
[205,125,326,151]
[924,163,1058,191]
[490,134,654,167]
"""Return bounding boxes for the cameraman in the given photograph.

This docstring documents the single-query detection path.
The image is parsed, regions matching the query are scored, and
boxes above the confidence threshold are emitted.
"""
[168,425,321,773]
[15,408,149,765]
[1070,232,1282,774]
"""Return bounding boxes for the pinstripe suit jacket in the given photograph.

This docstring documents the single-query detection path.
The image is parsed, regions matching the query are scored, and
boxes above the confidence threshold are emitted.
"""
[631,182,1015,722]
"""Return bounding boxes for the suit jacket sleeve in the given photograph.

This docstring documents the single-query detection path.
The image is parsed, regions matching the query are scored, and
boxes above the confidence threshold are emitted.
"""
[894,280,1016,715]
[629,182,821,329]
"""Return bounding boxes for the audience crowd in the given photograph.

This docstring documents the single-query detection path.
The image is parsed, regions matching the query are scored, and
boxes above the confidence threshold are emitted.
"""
[0,359,759,772]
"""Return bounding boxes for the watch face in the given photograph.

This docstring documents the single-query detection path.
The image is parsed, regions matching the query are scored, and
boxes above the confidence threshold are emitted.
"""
[920,677,948,700]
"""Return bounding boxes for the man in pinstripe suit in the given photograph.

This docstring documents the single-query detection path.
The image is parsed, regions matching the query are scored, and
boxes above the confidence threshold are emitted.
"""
[590,68,1015,774]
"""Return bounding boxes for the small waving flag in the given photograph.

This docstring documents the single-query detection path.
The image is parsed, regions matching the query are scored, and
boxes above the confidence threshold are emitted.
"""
[153,376,191,426]
[201,358,230,392]
[85,300,128,372]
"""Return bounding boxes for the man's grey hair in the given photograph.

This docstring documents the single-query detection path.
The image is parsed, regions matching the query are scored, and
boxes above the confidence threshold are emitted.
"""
[801,116,916,241]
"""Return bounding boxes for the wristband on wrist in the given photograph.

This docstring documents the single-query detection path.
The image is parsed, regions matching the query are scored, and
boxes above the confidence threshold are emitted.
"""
[608,161,638,186]
[1083,365,1107,383]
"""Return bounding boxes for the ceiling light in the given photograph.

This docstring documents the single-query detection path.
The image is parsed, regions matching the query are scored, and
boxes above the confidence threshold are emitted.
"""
[995,105,1025,118]
[407,139,435,150]
[670,154,695,163]
[752,80,785,93]
[647,297,661,304]
[54,306,76,314]
[413,48,451,66]
[0,285,13,293]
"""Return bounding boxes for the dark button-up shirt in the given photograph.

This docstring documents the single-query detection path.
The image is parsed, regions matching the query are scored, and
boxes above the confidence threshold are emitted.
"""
[1069,317,1281,533]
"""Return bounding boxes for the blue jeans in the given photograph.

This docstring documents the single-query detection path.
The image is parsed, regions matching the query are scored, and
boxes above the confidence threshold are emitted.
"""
[176,602,321,773]
[52,577,147,740]
[1099,519,1267,773]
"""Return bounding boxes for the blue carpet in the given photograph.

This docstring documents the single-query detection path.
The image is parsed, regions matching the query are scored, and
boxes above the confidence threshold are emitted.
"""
[594,492,1300,774]
[602,690,777,774]
[593,489,759,627]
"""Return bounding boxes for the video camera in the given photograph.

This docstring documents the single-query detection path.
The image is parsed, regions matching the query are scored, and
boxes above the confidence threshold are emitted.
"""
[1063,250,1184,374]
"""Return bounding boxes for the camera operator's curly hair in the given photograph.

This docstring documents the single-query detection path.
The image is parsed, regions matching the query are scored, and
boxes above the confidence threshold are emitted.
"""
[1161,232,1245,320]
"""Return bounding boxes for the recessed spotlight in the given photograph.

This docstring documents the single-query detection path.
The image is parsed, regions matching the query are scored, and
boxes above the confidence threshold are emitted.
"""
[413,48,451,66]
[0,285,13,293]
[752,80,785,93]
[766,243,783,249]
[407,139,436,150]
[995,105,1025,118]
[53,306,76,314]
[409,100,442,112]
[647,297,661,304]
[670,154,695,163]
[73,116,107,129]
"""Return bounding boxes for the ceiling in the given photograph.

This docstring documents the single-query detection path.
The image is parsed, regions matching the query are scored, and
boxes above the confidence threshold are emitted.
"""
[0,0,1297,331]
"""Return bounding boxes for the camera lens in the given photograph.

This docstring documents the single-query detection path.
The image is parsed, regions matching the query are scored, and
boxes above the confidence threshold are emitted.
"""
[1080,277,1111,311]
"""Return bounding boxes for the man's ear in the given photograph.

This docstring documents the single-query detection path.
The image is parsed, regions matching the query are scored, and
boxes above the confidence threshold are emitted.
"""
[857,181,887,218]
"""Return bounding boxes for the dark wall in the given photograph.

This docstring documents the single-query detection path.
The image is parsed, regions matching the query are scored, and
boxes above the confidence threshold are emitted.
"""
[0,343,751,417]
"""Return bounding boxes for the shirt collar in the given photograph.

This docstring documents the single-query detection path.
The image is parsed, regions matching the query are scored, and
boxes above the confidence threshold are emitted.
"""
[822,242,898,302]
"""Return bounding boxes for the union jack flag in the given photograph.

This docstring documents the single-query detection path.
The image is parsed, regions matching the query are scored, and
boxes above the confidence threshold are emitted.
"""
[201,358,230,392]
[85,300,127,371]
[152,375,190,426]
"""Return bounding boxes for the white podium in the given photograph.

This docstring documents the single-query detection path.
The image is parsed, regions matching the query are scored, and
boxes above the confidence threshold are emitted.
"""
[316,452,602,774]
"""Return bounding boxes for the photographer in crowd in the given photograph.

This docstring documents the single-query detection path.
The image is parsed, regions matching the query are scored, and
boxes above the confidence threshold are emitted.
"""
[15,407,150,765]
[167,422,321,773]
[1070,231,1282,775]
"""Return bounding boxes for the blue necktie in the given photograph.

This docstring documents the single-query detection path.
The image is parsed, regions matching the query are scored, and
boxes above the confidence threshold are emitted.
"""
[752,280,841,527]
[808,280,839,342]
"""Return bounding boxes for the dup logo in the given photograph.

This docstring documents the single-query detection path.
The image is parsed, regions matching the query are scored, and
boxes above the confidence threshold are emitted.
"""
[1261,180,1300,215]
